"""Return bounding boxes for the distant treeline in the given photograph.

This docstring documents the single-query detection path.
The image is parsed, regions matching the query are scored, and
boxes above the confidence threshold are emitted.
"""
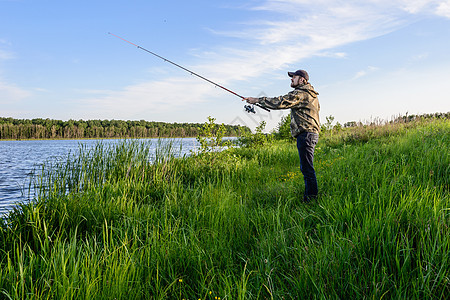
[0,118,251,140]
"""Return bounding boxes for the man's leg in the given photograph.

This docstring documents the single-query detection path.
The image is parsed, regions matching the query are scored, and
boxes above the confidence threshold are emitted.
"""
[297,132,319,202]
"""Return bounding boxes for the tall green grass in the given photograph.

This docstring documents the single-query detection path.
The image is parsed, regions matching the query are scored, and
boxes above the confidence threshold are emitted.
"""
[0,119,448,299]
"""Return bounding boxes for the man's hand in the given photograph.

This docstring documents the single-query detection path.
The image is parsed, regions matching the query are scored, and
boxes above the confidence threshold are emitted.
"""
[244,97,259,104]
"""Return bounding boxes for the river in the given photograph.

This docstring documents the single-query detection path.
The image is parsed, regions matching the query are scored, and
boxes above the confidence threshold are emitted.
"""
[0,138,206,217]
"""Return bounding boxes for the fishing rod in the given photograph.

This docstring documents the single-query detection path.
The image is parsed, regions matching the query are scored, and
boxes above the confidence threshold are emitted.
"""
[108,32,269,113]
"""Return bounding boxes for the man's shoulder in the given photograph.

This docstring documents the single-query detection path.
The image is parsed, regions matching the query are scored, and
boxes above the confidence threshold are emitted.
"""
[295,84,319,97]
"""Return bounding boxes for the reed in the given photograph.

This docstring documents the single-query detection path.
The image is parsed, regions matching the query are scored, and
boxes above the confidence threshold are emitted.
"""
[0,118,448,299]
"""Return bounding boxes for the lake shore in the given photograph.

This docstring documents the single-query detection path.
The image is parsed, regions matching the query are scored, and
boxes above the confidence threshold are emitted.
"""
[0,119,449,299]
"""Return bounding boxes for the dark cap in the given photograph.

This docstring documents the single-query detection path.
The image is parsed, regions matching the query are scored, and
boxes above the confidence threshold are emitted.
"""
[288,69,309,81]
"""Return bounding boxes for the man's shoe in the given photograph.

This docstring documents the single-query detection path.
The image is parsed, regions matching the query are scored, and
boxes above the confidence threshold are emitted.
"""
[303,195,317,203]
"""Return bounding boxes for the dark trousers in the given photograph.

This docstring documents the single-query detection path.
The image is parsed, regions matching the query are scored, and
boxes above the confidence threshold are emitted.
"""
[296,132,319,201]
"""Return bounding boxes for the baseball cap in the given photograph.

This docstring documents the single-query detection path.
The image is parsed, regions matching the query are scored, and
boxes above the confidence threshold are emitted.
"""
[288,69,309,81]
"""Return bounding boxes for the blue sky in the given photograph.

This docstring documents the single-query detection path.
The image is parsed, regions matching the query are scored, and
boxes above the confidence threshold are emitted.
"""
[1,0,449,131]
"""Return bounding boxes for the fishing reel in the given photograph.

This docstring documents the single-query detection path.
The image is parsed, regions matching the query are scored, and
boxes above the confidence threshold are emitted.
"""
[244,104,256,114]
[244,104,270,114]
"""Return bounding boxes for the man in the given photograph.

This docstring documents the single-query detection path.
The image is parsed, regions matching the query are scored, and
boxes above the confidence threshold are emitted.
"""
[245,69,320,202]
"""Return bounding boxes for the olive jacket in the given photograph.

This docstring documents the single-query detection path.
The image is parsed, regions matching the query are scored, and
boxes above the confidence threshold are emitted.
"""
[258,83,320,137]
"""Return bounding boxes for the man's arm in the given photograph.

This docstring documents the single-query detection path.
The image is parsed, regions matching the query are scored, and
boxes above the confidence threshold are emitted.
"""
[245,91,304,110]
[244,97,259,104]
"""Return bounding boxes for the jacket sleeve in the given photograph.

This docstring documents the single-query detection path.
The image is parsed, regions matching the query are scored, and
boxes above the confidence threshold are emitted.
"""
[258,90,306,110]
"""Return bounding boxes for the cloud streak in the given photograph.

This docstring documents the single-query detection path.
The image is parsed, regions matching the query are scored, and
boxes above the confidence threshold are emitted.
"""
[0,39,15,60]
[202,0,450,81]
[0,39,29,105]
[436,0,450,17]
[0,80,31,104]
[77,77,219,120]
[84,0,449,120]
[353,66,379,80]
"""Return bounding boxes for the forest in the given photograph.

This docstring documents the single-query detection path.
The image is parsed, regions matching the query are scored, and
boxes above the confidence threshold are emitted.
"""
[0,117,250,140]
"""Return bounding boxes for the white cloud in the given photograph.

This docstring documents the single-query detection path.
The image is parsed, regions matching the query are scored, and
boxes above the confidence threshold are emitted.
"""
[0,80,30,103]
[395,0,450,17]
[77,0,450,125]
[0,39,14,60]
[0,39,12,46]
[202,1,414,84]
[316,51,348,59]
[77,77,220,120]
[0,50,15,60]
[436,0,450,17]
[0,40,30,107]
[201,0,450,88]
[353,66,379,79]
[399,0,435,13]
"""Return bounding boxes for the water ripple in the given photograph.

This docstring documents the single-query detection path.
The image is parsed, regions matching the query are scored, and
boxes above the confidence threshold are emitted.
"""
[0,138,209,217]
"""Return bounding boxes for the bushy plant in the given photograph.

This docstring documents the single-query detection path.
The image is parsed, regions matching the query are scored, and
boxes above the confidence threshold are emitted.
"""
[238,121,272,147]
[195,116,231,154]
[273,113,294,141]
[190,116,240,172]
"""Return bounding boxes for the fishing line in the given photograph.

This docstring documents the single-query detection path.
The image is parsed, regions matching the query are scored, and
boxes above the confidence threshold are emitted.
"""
[108,32,269,113]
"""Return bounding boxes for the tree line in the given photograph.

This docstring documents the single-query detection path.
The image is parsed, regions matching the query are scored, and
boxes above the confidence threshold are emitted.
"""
[0,117,250,140]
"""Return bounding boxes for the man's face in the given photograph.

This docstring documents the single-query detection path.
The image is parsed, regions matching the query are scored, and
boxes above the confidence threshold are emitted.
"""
[290,75,302,87]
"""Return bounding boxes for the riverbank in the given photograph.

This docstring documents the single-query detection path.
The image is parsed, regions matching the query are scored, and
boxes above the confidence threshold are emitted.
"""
[0,119,449,299]
[0,136,240,142]
[0,137,212,217]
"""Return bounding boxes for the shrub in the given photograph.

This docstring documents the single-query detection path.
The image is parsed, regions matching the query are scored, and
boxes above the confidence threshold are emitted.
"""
[273,113,294,141]
[238,121,272,148]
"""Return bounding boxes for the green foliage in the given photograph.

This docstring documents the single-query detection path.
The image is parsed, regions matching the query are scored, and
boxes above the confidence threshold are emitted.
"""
[273,113,294,141]
[321,112,450,147]
[321,115,338,137]
[0,117,249,140]
[321,116,446,148]
[195,116,231,154]
[238,121,273,148]
[0,117,449,299]
[322,115,335,131]
[188,116,241,174]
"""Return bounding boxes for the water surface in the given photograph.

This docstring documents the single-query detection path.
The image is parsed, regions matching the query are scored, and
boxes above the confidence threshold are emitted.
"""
[0,138,202,217]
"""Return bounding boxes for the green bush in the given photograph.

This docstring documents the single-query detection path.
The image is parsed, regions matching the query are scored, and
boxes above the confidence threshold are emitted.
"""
[273,113,294,141]
[238,121,273,148]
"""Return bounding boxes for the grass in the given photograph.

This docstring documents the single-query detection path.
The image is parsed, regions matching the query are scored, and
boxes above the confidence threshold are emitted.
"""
[0,118,449,299]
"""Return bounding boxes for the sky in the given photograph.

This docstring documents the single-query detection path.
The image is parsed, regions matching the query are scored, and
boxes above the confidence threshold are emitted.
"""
[1,0,449,132]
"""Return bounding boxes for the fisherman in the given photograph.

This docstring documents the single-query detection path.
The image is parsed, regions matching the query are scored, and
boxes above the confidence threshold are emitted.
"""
[245,69,320,202]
